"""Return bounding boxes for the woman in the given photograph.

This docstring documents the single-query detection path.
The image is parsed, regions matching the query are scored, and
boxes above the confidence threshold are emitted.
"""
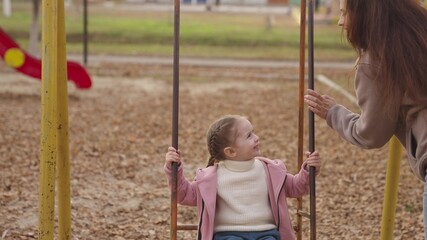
[304,0,427,237]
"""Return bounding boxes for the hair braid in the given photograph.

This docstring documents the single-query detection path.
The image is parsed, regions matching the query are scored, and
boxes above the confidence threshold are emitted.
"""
[207,130,220,167]
[206,115,240,167]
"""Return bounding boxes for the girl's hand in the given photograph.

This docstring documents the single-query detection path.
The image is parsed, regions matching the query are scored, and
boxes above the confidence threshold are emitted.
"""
[305,151,321,175]
[304,89,336,120]
[165,147,182,168]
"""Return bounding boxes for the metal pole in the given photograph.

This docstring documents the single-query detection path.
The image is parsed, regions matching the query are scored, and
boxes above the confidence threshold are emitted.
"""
[296,0,307,239]
[170,0,181,238]
[307,0,316,239]
[380,136,402,240]
[39,0,58,238]
[57,0,71,238]
[39,0,71,239]
[83,0,88,66]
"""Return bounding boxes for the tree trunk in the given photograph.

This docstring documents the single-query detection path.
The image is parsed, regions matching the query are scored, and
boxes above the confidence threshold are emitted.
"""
[28,0,40,56]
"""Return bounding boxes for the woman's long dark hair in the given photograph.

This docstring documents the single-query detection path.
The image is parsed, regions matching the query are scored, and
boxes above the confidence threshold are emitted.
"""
[346,0,427,113]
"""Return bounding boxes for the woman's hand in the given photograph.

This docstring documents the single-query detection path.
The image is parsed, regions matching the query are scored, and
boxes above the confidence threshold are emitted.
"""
[165,147,182,168]
[304,151,321,175]
[304,89,336,120]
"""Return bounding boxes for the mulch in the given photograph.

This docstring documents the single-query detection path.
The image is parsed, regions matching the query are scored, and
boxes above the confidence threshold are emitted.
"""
[0,61,424,239]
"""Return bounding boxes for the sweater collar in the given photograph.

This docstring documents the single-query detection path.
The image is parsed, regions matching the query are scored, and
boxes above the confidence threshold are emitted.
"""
[221,159,255,172]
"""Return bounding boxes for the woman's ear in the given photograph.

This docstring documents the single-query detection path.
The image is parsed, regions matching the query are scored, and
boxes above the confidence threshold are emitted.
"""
[223,147,236,159]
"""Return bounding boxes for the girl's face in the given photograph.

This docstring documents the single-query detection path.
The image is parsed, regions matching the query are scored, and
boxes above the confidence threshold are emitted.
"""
[338,0,349,30]
[227,118,261,161]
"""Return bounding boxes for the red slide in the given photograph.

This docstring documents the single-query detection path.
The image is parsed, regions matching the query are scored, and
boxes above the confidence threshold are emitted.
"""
[0,27,91,89]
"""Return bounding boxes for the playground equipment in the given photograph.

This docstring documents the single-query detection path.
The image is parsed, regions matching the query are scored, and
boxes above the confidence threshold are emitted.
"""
[29,0,418,239]
[307,0,317,238]
[168,1,424,240]
[169,0,318,239]
[38,0,72,239]
[296,0,307,237]
[380,136,403,240]
[170,0,180,238]
[0,27,92,89]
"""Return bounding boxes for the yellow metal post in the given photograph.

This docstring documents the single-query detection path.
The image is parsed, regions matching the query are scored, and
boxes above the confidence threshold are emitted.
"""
[39,0,59,238]
[380,136,403,240]
[39,0,71,239]
[56,0,72,239]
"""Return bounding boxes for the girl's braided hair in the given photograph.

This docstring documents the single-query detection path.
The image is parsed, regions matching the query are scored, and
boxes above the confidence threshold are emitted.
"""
[206,115,241,167]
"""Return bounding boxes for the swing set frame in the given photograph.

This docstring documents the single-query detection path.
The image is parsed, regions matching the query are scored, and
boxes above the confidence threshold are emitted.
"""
[169,0,317,239]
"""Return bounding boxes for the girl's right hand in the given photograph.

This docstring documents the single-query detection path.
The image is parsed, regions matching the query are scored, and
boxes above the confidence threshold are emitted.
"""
[165,147,182,168]
[304,151,321,175]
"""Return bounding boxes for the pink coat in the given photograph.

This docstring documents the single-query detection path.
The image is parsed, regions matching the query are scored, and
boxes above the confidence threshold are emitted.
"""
[164,157,310,240]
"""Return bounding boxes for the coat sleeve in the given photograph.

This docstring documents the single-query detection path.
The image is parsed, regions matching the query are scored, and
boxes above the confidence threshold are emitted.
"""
[326,62,400,149]
[164,163,198,206]
[284,165,310,198]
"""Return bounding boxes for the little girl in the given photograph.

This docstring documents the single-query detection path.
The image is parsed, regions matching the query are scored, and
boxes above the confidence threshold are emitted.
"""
[164,115,321,240]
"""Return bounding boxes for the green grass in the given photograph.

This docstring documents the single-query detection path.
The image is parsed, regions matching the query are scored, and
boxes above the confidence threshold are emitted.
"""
[0,4,355,61]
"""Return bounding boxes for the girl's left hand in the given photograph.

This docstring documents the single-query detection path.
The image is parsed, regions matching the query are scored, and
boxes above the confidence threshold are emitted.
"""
[305,151,321,175]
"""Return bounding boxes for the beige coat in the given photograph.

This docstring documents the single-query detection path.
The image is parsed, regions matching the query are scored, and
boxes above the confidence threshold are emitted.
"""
[326,52,427,181]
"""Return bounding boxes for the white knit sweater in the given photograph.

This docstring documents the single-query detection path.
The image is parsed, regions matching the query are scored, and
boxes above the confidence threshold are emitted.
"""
[214,159,276,232]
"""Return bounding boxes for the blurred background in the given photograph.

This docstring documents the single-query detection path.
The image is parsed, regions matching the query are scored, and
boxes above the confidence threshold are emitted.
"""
[0,0,354,62]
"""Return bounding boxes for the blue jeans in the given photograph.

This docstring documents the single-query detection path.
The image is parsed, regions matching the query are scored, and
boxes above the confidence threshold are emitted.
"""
[213,229,280,240]
[424,174,427,240]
